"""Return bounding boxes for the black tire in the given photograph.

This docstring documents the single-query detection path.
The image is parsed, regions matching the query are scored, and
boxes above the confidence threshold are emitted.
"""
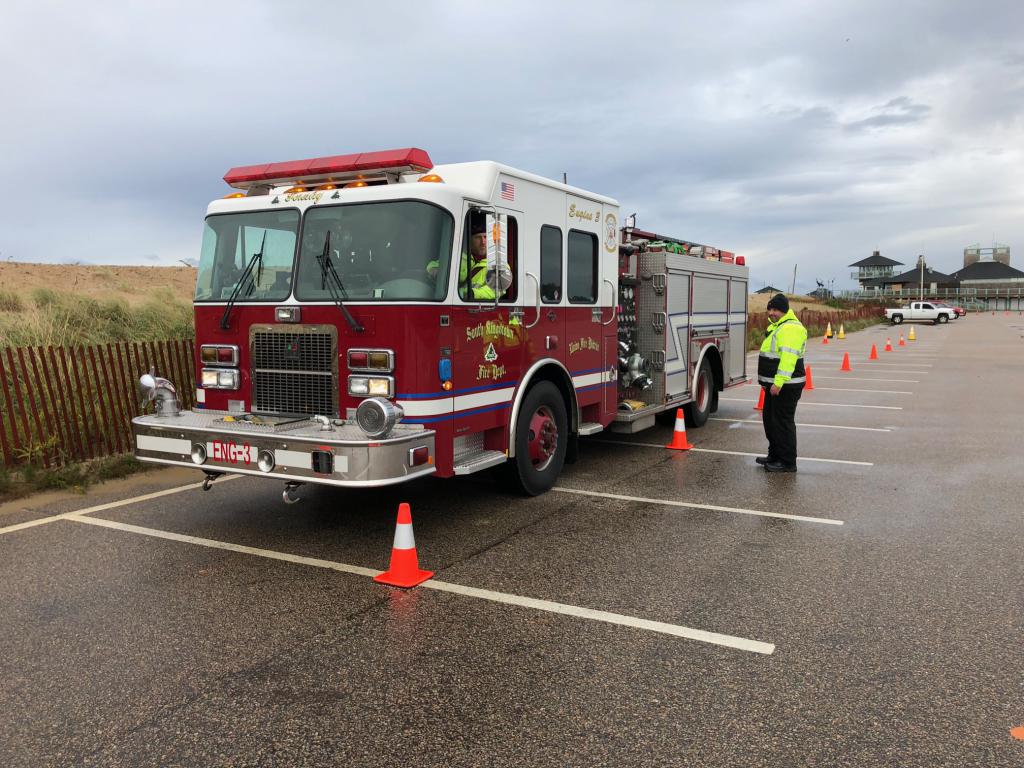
[937,314,949,324]
[685,358,714,428]
[508,381,568,496]
[891,314,903,325]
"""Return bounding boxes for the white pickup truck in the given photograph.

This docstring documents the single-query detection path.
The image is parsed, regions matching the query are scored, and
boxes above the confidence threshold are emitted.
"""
[884,301,955,325]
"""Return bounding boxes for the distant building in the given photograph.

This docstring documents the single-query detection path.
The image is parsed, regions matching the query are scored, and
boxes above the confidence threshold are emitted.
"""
[963,245,1010,268]
[862,261,958,294]
[951,259,1024,293]
[754,285,783,294]
[806,287,833,300]
[849,251,903,290]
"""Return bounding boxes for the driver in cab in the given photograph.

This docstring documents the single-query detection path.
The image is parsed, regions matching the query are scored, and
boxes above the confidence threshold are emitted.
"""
[427,213,496,300]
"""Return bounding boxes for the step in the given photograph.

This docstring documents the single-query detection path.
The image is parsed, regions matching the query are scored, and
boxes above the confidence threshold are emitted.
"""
[453,449,507,475]
[578,421,604,436]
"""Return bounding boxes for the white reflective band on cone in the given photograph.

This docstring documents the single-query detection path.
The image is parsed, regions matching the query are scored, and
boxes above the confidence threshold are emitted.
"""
[392,523,416,550]
[674,416,686,431]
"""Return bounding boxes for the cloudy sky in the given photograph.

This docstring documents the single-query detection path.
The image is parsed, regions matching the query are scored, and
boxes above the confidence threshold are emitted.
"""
[2,0,1023,292]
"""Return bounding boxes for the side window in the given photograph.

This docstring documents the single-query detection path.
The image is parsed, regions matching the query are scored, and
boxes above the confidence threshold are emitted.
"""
[502,217,518,303]
[458,211,517,302]
[540,225,562,304]
[921,303,933,310]
[567,230,597,304]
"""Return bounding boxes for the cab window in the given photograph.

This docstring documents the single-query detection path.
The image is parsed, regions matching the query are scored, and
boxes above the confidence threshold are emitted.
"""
[540,225,562,304]
[567,229,597,304]
[458,211,518,303]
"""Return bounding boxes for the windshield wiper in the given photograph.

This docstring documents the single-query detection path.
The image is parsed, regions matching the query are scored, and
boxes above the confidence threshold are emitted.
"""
[220,231,267,330]
[316,232,364,333]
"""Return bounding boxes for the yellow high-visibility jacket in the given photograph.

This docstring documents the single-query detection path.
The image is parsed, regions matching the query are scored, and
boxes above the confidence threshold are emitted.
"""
[757,309,807,388]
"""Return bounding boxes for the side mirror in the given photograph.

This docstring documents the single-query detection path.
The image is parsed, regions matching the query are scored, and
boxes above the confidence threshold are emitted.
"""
[484,212,513,299]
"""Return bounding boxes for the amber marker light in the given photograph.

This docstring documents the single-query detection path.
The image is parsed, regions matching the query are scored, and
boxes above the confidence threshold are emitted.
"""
[317,184,337,190]
[222,192,245,199]
[418,174,444,183]
[284,186,307,193]
[345,181,368,188]
[442,381,453,391]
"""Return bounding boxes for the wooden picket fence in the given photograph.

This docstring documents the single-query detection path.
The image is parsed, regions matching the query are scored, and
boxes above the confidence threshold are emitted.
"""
[0,340,195,469]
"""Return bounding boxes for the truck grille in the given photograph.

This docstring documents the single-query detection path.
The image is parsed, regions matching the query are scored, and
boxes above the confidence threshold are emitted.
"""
[250,325,338,416]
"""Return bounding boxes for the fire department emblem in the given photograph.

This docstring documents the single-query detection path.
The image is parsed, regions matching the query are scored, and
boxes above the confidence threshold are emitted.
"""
[604,213,618,253]
[483,342,498,363]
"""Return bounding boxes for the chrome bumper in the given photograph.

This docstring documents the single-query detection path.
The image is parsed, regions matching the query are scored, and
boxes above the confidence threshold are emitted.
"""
[132,411,436,488]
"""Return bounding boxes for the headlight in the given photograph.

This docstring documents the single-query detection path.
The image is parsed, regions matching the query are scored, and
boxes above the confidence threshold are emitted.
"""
[201,368,240,389]
[347,375,393,398]
[355,397,404,438]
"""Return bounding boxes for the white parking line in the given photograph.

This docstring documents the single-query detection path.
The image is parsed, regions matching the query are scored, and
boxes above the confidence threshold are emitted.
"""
[809,387,912,395]
[0,477,242,537]
[812,376,919,383]
[592,439,873,466]
[720,397,902,410]
[858,362,932,367]
[552,487,844,526]
[710,418,891,433]
[66,514,774,655]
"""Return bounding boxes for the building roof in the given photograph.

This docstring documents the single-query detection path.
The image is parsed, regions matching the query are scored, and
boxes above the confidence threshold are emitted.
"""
[849,251,904,268]
[951,260,1024,281]
[754,285,783,294]
[862,266,958,287]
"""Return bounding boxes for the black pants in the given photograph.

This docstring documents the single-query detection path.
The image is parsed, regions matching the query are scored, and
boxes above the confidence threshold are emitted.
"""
[762,383,804,466]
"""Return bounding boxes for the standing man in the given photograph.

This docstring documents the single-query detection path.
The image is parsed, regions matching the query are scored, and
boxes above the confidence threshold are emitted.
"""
[756,294,807,472]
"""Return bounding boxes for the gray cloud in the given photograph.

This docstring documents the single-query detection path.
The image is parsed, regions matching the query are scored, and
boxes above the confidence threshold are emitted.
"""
[1,0,1023,294]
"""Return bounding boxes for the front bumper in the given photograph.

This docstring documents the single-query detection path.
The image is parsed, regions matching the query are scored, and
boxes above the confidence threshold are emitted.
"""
[132,411,436,488]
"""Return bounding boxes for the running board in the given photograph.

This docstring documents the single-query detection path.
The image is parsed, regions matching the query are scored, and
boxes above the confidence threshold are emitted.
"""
[578,421,604,436]
[453,449,507,475]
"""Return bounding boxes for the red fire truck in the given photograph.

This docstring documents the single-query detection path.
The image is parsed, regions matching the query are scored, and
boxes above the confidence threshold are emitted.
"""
[132,148,749,501]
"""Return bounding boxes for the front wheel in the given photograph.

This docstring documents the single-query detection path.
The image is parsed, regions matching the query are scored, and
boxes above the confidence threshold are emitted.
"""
[509,381,568,496]
[685,359,714,428]
[937,314,949,324]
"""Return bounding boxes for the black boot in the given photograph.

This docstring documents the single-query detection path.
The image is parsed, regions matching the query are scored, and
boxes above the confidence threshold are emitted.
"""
[764,461,797,473]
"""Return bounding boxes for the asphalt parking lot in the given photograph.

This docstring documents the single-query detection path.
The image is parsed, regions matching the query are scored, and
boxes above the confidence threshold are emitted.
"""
[2,314,1022,767]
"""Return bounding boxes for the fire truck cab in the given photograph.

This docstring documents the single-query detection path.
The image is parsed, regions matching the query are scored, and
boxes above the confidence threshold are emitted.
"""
[132,148,748,500]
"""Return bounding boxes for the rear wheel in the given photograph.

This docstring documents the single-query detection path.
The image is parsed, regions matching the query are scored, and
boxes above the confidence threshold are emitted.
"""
[891,314,903,324]
[685,359,714,428]
[509,381,568,496]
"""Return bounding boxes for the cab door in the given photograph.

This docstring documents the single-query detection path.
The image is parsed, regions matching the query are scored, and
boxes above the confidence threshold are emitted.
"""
[532,224,565,368]
[450,206,526,449]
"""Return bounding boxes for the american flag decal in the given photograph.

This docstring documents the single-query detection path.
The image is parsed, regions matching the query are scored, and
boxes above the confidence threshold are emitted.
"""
[500,181,515,201]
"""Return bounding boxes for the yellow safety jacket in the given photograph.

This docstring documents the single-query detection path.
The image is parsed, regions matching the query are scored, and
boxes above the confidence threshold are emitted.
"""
[426,253,495,299]
[758,309,807,388]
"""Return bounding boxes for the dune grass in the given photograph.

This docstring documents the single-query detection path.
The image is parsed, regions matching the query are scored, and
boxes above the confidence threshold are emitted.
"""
[0,287,193,348]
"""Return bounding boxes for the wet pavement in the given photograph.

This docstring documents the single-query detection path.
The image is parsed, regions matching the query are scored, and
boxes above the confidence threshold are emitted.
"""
[1,315,1022,767]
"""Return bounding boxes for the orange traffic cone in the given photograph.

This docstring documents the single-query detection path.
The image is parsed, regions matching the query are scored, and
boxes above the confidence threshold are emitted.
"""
[884,338,893,352]
[665,408,692,450]
[754,388,765,411]
[822,334,829,345]
[898,334,905,346]
[840,352,852,371]
[805,365,815,390]
[869,343,878,360]
[374,503,434,588]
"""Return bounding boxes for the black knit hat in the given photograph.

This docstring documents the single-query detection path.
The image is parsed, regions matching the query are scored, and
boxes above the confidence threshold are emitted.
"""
[767,293,789,313]
[470,213,487,236]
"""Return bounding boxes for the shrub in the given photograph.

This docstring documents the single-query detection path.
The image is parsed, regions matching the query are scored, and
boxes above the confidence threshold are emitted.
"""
[0,290,24,312]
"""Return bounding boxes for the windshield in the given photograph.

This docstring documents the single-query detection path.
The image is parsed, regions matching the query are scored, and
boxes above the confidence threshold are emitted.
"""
[195,210,299,301]
[294,201,454,302]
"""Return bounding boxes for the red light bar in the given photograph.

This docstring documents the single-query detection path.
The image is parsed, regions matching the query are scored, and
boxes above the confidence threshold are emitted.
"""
[223,148,433,190]
[736,256,746,266]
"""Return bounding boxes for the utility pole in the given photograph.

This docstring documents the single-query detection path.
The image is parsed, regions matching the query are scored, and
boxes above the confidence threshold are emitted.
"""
[918,254,924,301]
[790,264,797,295]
